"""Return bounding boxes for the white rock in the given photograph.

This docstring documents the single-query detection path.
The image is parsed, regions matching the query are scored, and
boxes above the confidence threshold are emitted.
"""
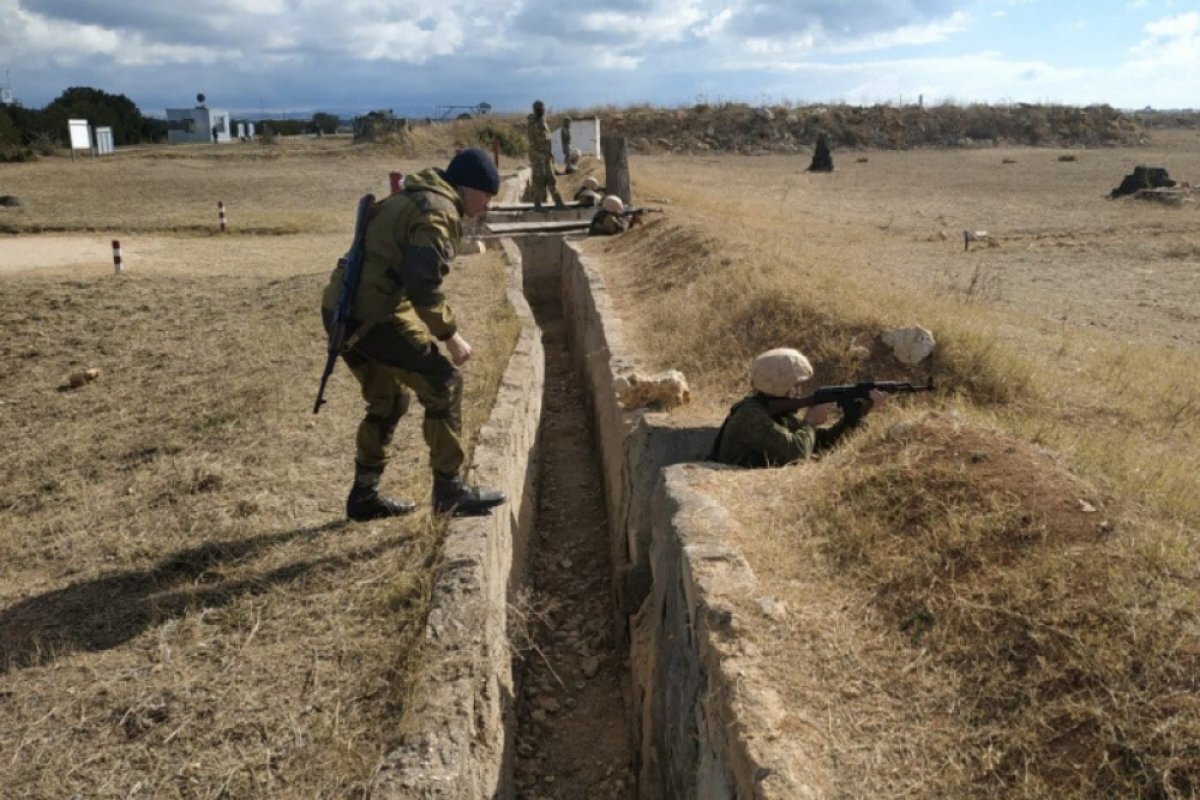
[614,369,691,411]
[881,326,936,365]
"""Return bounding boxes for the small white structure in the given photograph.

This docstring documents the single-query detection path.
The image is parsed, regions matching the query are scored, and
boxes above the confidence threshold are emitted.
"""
[552,117,601,166]
[67,119,91,151]
[166,94,232,144]
[95,127,115,155]
[0,88,13,106]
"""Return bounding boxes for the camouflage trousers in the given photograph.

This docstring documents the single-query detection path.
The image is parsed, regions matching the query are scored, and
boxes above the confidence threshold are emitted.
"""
[529,151,562,205]
[322,310,464,488]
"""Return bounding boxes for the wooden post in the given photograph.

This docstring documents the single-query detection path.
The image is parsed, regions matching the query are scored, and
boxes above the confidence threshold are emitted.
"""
[601,135,631,206]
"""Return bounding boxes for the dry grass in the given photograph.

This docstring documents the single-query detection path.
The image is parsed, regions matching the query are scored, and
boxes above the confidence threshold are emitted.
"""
[703,414,1200,798]
[0,139,519,797]
[579,129,1200,796]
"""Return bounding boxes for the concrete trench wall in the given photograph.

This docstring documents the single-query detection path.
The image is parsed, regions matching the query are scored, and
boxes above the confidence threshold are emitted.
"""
[559,240,799,799]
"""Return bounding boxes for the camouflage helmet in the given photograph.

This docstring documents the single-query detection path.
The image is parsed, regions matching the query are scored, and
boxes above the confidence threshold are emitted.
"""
[583,176,600,190]
[601,194,624,214]
[751,348,813,397]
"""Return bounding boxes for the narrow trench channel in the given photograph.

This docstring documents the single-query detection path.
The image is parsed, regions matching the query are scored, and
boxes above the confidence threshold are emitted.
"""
[512,249,635,800]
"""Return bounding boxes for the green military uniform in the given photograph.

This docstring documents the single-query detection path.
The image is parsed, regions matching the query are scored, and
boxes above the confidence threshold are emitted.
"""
[527,111,563,207]
[321,168,465,491]
[588,208,628,236]
[711,394,859,468]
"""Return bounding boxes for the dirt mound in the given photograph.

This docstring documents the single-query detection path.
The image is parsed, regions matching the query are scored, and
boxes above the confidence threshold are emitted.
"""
[589,102,1145,154]
[805,413,1199,798]
[713,411,1198,798]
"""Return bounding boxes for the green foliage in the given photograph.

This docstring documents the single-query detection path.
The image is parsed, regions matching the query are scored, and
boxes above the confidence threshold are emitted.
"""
[461,119,526,157]
[0,107,19,147]
[2,86,167,147]
[311,112,339,135]
[257,118,306,136]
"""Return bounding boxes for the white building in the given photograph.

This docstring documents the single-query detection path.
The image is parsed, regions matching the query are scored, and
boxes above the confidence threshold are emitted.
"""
[166,97,232,144]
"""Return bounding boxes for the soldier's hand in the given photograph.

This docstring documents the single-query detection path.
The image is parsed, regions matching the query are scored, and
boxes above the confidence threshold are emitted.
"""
[446,333,472,366]
[805,402,836,427]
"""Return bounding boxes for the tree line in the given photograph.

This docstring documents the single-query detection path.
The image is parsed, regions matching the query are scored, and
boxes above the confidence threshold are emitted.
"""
[0,86,343,160]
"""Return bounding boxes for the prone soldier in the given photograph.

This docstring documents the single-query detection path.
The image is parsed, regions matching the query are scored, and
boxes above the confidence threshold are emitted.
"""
[711,348,890,468]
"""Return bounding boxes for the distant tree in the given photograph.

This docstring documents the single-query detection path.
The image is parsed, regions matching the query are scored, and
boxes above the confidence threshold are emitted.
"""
[38,87,148,145]
[0,106,19,147]
[312,112,339,135]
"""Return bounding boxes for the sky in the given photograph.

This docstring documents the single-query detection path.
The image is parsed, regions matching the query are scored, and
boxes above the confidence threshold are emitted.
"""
[0,0,1197,118]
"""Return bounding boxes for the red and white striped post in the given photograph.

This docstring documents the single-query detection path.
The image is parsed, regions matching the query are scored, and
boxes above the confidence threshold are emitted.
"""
[492,138,500,168]
[112,239,123,274]
[389,171,404,194]
[218,201,228,233]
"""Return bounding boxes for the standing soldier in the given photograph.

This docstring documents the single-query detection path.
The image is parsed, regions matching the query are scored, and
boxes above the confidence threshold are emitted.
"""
[320,148,508,520]
[560,117,573,174]
[527,99,565,210]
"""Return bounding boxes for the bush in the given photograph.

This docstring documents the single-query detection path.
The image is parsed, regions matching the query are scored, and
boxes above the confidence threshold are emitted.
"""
[0,145,37,163]
[461,119,527,157]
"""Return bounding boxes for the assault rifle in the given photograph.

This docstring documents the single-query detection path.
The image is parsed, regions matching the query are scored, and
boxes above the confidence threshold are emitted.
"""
[619,206,664,218]
[312,193,375,414]
[764,379,935,417]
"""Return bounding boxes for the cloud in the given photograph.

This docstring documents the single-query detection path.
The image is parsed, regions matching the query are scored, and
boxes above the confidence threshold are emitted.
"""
[1,0,1196,114]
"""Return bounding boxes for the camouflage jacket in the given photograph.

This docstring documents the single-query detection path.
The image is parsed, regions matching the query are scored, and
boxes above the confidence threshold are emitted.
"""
[527,113,552,155]
[711,394,855,468]
[321,168,461,341]
[588,209,628,236]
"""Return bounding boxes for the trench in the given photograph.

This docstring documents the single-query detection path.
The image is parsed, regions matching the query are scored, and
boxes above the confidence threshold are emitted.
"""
[510,235,635,799]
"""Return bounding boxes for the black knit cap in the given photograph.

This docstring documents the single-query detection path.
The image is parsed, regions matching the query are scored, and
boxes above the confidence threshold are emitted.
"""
[444,148,501,195]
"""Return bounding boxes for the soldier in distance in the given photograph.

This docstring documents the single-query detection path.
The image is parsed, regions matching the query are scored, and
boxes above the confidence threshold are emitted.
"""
[320,148,508,520]
[527,100,565,210]
[575,176,603,207]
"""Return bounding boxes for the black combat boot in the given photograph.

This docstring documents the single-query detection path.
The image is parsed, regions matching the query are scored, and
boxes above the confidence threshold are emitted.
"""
[432,473,507,517]
[346,484,416,521]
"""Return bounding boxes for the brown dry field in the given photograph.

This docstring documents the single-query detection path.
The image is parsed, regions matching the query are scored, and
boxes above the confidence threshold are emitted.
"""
[573,132,1200,797]
[0,138,519,798]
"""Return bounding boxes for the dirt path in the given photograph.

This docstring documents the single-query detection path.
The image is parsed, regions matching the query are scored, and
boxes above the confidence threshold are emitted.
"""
[514,270,634,799]
[0,235,162,274]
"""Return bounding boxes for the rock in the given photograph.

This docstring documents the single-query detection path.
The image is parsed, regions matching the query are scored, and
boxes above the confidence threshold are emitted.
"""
[757,595,787,620]
[754,106,775,122]
[881,326,936,365]
[581,656,600,679]
[1110,165,1175,198]
[807,133,833,172]
[535,696,560,714]
[63,367,102,389]
[614,369,690,411]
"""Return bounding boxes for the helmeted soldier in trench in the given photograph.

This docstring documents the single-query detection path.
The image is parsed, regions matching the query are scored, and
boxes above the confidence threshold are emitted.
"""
[527,100,565,210]
[588,194,633,237]
[320,148,508,520]
[575,176,603,207]
[711,348,888,468]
